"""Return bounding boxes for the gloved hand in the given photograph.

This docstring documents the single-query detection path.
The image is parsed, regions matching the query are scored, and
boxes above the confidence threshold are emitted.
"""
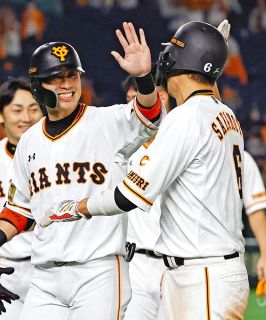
[217,19,231,42]
[256,278,266,307]
[0,267,20,314]
[40,200,86,228]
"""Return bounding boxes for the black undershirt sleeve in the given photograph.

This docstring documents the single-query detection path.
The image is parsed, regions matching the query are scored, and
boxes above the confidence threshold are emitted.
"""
[114,187,137,212]
[25,218,35,231]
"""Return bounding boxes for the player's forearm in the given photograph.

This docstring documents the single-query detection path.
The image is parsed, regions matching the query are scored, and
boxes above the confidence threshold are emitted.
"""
[0,221,18,245]
[77,187,137,217]
[136,90,158,108]
[248,210,266,256]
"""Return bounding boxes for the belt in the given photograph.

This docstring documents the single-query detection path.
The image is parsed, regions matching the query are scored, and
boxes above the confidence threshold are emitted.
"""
[135,249,162,259]
[163,252,239,268]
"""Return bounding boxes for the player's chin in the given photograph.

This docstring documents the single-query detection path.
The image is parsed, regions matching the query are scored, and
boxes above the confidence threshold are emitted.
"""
[58,98,79,109]
[18,126,30,135]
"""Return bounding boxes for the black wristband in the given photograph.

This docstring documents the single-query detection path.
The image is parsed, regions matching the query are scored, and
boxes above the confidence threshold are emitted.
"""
[0,230,7,247]
[135,73,155,95]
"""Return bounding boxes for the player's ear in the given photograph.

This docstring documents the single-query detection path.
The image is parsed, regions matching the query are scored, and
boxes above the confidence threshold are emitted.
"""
[159,90,169,108]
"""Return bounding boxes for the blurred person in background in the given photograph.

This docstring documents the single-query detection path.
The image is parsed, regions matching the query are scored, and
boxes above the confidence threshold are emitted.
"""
[0,77,43,318]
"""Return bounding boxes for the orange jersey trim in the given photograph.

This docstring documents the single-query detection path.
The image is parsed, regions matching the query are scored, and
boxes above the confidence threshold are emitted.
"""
[122,180,153,206]
[116,256,121,320]
[42,104,87,141]
[0,207,28,233]
[205,267,211,320]
[252,191,266,200]
[135,93,161,121]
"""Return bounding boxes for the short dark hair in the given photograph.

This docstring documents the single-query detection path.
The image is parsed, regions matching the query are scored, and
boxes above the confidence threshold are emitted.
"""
[0,78,31,113]
[122,75,137,94]
[188,72,216,85]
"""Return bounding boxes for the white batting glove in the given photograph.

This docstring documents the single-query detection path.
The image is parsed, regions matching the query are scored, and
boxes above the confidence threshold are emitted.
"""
[217,19,231,42]
[40,200,84,228]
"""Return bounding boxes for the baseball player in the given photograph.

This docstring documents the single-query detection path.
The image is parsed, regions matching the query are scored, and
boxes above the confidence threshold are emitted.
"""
[44,21,250,319]
[243,151,266,280]
[124,20,237,320]
[122,73,170,320]
[0,78,43,317]
[0,22,165,319]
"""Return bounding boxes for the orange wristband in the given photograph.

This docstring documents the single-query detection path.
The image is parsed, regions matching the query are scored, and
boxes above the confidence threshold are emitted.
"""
[136,93,161,121]
[0,207,28,233]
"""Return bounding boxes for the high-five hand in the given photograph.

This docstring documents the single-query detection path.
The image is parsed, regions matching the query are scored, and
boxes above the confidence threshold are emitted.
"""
[111,22,151,77]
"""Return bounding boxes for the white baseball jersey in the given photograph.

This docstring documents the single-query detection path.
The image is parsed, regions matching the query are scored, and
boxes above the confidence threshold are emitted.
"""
[0,137,32,259]
[6,102,162,266]
[118,95,245,258]
[127,145,161,250]
[243,151,266,215]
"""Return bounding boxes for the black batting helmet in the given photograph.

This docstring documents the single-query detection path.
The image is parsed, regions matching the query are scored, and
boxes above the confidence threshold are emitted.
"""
[158,21,228,80]
[29,42,85,108]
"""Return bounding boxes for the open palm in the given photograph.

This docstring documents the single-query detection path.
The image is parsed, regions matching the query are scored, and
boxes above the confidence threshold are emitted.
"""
[111,22,151,77]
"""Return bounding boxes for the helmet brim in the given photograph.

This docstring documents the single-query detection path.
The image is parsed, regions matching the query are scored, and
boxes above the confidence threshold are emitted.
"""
[33,65,85,79]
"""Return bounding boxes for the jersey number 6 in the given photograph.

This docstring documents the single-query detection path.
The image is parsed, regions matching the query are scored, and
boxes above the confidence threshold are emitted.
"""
[232,144,243,200]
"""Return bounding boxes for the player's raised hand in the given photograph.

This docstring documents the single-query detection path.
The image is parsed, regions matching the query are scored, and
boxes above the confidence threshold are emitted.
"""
[111,22,151,77]
[0,267,20,315]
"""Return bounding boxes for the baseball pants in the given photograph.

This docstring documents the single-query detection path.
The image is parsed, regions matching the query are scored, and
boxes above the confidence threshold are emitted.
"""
[124,252,166,320]
[19,255,131,320]
[157,254,249,320]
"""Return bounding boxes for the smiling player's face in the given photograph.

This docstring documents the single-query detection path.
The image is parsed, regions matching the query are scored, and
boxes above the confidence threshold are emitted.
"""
[42,67,82,116]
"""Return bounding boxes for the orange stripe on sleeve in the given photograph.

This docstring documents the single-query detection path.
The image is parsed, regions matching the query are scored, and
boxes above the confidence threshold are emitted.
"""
[123,181,153,206]
[135,93,162,121]
[0,207,29,233]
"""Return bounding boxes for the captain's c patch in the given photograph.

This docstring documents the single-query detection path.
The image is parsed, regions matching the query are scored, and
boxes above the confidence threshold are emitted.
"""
[140,155,150,166]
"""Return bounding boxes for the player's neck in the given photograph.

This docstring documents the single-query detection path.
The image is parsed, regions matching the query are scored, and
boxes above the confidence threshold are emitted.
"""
[173,75,214,105]
[183,89,214,103]
[47,103,79,121]
[6,135,19,146]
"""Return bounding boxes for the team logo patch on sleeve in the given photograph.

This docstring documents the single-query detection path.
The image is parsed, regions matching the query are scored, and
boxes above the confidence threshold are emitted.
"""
[8,182,16,203]
[51,45,69,62]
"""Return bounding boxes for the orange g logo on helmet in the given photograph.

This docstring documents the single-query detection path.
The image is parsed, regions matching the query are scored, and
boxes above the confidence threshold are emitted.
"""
[51,45,69,62]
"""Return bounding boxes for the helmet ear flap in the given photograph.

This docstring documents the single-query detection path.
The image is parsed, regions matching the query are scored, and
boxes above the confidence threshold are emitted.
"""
[30,78,58,109]
[158,51,176,79]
